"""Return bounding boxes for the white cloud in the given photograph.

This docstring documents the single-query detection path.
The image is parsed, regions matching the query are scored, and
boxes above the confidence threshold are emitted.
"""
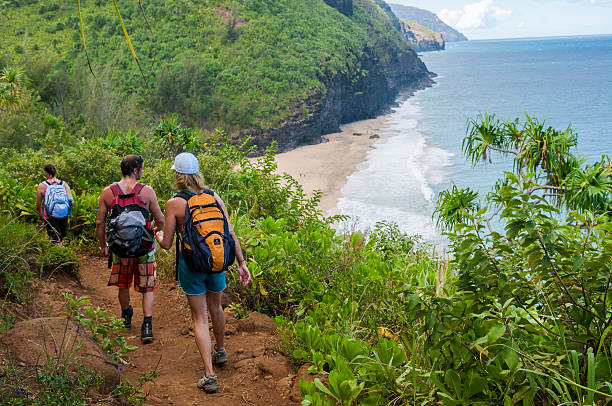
[438,0,512,30]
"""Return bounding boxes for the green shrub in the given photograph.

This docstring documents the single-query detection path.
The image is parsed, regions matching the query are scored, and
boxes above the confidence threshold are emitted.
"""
[0,216,81,302]
[0,217,42,302]
[36,244,80,279]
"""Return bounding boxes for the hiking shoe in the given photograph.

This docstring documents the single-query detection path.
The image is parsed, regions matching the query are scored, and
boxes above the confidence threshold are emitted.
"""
[121,305,133,329]
[197,374,218,393]
[212,345,227,365]
[141,322,154,344]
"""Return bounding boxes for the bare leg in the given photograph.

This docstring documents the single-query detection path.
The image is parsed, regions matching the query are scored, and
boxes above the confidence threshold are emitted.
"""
[206,292,225,349]
[141,291,154,317]
[118,288,130,310]
[187,293,214,376]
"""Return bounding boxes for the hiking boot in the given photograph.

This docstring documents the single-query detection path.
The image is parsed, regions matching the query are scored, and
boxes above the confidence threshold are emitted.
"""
[197,374,218,393]
[121,305,133,329]
[212,345,227,365]
[141,322,154,344]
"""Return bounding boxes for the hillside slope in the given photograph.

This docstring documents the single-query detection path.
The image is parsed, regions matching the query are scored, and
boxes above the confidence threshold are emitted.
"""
[389,4,467,42]
[0,0,432,151]
[399,20,445,52]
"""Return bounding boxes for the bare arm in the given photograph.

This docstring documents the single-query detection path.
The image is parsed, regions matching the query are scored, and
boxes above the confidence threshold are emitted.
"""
[155,198,178,250]
[36,183,45,220]
[144,186,165,231]
[215,193,245,263]
[215,193,250,285]
[95,188,112,257]
[64,182,73,200]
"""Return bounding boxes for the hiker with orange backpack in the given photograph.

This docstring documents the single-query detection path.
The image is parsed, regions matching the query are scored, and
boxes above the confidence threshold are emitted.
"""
[95,154,165,344]
[36,163,73,245]
[154,152,250,393]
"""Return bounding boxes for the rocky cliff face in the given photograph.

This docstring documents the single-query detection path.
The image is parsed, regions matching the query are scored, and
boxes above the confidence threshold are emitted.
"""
[241,0,434,153]
[323,0,353,16]
[390,4,467,42]
[247,45,433,153]
[400,20,445,52]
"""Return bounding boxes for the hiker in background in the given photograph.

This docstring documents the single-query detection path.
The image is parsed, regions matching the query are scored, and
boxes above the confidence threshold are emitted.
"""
[95,154,164,344]
[36,163,73,245]
[155,152,250,393]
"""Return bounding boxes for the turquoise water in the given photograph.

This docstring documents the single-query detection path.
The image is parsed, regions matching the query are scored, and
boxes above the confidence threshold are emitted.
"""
[337,35,612,241]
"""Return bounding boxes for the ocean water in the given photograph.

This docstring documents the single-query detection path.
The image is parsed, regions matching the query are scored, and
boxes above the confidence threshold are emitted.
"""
[336,35,612,243]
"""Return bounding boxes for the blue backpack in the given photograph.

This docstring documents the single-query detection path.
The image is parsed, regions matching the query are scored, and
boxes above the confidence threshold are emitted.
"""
[44,181,70,218]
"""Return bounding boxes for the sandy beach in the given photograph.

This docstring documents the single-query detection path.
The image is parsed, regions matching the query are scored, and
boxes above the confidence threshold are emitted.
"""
[272,116,389,215]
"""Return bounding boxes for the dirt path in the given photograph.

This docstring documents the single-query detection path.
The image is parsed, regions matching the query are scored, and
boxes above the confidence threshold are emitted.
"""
[40,255,301,405]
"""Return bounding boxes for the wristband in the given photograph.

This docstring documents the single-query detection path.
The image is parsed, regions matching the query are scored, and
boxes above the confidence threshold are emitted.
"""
[238,259,246,264]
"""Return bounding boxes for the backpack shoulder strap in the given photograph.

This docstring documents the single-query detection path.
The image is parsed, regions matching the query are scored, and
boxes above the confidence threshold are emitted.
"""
[174,189,197,201]
[132,183,145,196]
[109,183,123,197]
[203,188,215,197]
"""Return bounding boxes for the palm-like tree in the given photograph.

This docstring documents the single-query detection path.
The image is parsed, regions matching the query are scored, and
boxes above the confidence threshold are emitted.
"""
[463,112,507,165]
[565,162,612,215]
[0,65,31,110]
[439,113,612,230]
[0,66,29,97]
[515,115,577,186]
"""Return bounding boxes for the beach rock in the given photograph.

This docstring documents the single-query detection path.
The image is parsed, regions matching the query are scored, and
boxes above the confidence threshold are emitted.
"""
[370,134,380,139]
[4,317,120,394]
[353,132,363,136]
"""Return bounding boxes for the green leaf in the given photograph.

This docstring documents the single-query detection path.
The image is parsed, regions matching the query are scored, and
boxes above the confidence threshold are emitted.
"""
[314,378,334,399]
[487,325,506,344]
[444,370,463,399]
[502,341,520,370]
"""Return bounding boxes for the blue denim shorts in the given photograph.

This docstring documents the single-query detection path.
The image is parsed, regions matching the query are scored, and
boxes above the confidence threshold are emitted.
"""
[177,252,226,295]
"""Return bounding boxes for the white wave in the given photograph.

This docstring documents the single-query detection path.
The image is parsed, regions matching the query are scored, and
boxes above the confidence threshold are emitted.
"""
[337,97,453,242]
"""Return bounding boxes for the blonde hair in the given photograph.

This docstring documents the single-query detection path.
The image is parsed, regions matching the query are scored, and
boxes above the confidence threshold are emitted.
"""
[174,172,205,192]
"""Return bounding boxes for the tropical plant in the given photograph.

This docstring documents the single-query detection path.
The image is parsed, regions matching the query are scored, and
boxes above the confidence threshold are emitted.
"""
[435,113,612,404]
[0,65,30,108]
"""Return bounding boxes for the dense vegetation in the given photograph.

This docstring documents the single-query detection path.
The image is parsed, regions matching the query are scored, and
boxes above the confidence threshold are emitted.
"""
[2,62,611,405]
[0,0,415,136]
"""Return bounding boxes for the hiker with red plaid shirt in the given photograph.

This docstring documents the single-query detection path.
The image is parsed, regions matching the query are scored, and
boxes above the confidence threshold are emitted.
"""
[95,154,164,344]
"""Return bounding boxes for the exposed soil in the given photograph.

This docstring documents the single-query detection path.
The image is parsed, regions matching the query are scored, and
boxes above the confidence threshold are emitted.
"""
[13,255,303,405]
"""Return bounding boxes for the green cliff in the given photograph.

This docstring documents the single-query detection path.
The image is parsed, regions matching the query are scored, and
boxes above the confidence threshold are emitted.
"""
[399,19,445,52]
[389,3,467,42]
[0,0,432,151]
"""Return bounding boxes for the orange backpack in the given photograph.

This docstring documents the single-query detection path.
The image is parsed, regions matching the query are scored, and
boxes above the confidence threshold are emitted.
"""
[175,189,236,273]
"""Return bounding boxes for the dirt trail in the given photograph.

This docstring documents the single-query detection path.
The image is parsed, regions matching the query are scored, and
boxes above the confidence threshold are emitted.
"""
[39,255,301,405]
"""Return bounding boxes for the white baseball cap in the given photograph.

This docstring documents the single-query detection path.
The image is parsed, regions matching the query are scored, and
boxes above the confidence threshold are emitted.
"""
[171,152,199,174]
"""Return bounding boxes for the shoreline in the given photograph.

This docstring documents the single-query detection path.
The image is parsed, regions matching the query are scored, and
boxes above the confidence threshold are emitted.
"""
[272,115,390,215]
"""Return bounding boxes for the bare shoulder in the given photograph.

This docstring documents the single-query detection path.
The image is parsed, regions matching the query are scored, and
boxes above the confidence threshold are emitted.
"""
[99,185,114,203]
[165,196,181,206]
[139,184,158,202]
[166,196,187,217]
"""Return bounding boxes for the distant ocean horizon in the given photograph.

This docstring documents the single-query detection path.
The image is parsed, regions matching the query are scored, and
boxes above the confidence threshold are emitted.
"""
[468,33,612,42]
[336,34,612,243]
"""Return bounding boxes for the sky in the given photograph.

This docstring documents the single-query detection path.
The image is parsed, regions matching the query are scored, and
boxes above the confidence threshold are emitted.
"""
[391,0,612,39]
